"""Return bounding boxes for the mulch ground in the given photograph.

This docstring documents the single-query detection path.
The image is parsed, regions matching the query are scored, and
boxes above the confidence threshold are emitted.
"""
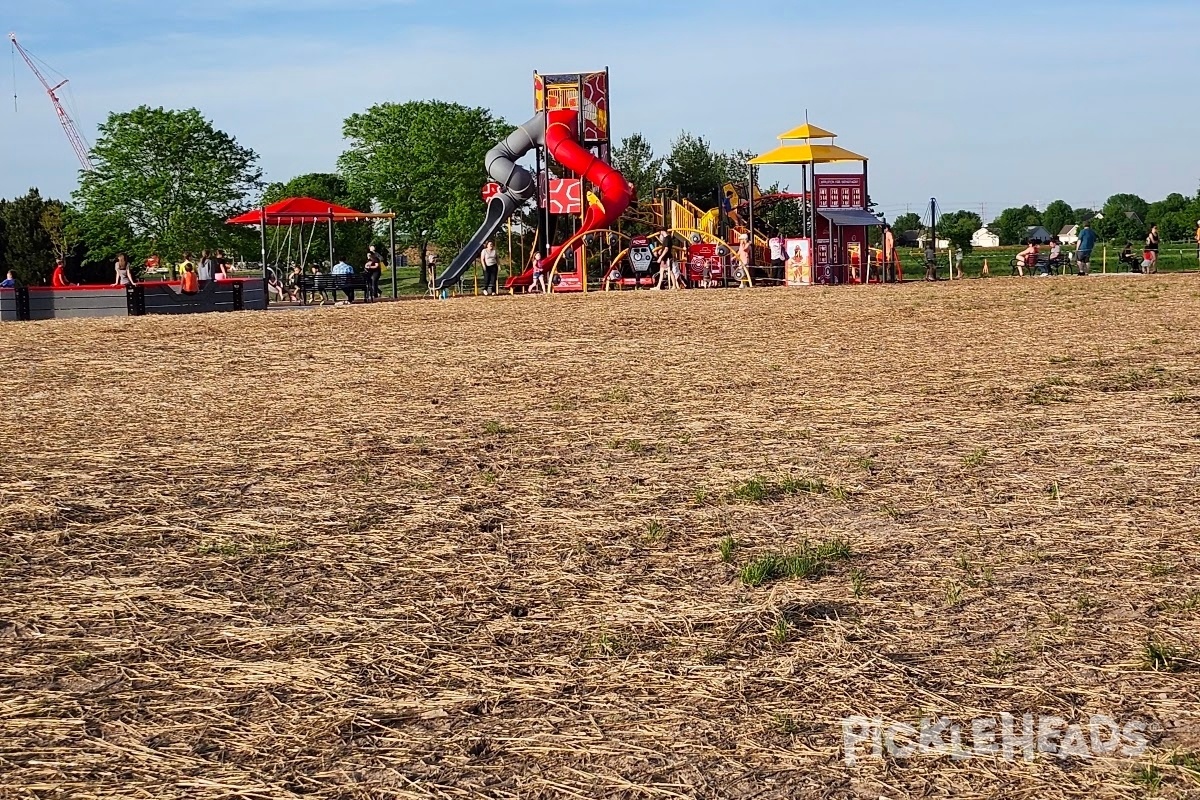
[1,276,1198,799]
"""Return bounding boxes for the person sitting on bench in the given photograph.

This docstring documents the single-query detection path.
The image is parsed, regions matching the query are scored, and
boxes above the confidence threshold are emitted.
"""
[1014,240,1038,277]
[181,263,200,294]
[331,260,356,302]
[1120,242,1141,273]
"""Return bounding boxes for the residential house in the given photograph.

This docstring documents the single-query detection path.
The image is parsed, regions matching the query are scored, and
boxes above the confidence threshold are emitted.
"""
[971,227,1001,248]
[1024,225,1052,243]
[1058,225,1080,246]
[917,233,951,249]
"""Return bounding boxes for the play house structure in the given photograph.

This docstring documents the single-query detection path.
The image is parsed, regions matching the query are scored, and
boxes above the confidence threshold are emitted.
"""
[748,123,881,285]
[432,69,632,294]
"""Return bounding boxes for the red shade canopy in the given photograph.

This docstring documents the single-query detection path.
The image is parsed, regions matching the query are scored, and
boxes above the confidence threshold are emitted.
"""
[226,196,390,226]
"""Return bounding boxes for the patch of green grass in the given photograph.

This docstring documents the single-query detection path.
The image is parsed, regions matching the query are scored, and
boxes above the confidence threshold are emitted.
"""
[483,420,513,435]
[1169,751,1200,778]
[601,387,631,403]
[849,568,867,598]
[1097,365,1168,393]
[1166,391,1195,405]
[769,616,790,645]
[853,455,875,472]
[624,438,646,454]
[729,474,827,504]
[718,535,738,563]
[198,540,242,556]
[1075,594,1099,613]
[943,581,964,608]
[1131,764,1163,792]
[962,447,989,467]
[692,488,710,506]
[1028,379,1073,405]
[738,538,852,587]
[1047,480,1061,500]
[1048,355,1076,364]
[644,519,668,545]
[773,713,800,735]
[1149,558,1177,577]
[1141,640,1188,672]
[880,504,905,521]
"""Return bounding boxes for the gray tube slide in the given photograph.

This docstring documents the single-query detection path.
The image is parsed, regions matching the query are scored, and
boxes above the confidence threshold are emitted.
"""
[433,113,548,290]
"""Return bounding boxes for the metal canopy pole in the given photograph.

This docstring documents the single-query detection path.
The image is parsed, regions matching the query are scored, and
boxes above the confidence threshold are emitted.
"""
[259,207,268,280]
[327,212,335,268]
[389,216,397,298]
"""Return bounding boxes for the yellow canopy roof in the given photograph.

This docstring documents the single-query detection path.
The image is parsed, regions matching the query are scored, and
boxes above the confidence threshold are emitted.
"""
[776,123,837,140]
[749,143,868,165]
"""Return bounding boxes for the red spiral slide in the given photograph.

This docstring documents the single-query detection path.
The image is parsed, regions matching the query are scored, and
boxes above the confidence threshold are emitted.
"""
[506,109,633,290]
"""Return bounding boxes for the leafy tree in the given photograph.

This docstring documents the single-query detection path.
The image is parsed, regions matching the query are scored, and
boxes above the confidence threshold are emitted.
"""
[663,133,729,208]
[1074,207,1097,225]
[1,189,57,284]
[1097,193,1149,243]
[937,210,982,253]
[262,173,374,265]
[340,100,508,282]
[990,205,1043,245]
[611,133,663,206]
[72,106,262,264]
[891,212,923,234]
[1041,200,1074,240]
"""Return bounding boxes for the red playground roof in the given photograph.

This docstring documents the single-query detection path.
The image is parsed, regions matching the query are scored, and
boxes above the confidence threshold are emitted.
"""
[227,197,390,226]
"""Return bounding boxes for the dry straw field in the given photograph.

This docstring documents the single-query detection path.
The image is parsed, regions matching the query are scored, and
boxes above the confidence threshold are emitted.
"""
[2,276,1199,799]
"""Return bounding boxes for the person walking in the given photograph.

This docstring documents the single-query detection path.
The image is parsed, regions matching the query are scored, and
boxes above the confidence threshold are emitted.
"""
[530,252,548,294]
[1144,224,1159,274]
[1076,221,1098,276]
[882,224,897,282]
[480,241,500,295]
[113,253,136,287]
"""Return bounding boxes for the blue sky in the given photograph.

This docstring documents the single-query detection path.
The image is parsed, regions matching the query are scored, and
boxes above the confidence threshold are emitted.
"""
[3,0,1198,222]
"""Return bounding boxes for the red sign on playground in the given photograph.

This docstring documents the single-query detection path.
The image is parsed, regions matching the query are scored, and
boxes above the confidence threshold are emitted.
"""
[814,175,865,209]
[548,178,583,215]
[481,182,501,203]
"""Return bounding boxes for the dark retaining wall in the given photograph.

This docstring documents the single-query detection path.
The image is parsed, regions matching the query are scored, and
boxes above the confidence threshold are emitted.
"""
[1,280,267,322]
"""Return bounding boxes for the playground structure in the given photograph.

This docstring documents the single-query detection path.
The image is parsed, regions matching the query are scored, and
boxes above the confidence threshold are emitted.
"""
[746,123,887,285]
[434,69,631,294]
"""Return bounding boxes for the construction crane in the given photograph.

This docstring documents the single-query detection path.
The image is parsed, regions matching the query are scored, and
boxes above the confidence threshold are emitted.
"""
[9,32,94,172]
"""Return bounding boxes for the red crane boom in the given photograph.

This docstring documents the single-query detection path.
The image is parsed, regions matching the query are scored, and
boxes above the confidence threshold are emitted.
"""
[9,32,94,172]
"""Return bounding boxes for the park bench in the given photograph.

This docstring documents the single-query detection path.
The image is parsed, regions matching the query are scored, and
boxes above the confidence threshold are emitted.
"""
[297,273,369,305]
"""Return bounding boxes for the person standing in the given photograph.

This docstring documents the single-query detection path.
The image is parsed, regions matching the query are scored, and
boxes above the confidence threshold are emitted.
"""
[882,224,897,282]
[1076,221,1098,276]
[1194,219,1200,263]
[924,241,939,281]
[480,241,500,296]
[1144,224,1159,274]
[113,253,136,287]
[769,232,786,283]
[178,252,195,283]
[365,244,386,299]
[0,270,17,288]
[198,250,215,282]
[214,250,231,280]
[737,233,752,286]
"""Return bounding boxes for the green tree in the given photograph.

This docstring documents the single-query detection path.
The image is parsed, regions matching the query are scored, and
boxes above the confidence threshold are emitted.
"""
[339,100,508,282]
[1,189,57,284]
[1097,194,1149,243]
[891,212,923,234]
[990,205,1043,245]
[72,106,262,264]
[262,173,374,265]
[663,133,728,208]
[937,210,982,253]
[611,133,663,206]
[1074,207,1097,225]
[1041,200,1074,240]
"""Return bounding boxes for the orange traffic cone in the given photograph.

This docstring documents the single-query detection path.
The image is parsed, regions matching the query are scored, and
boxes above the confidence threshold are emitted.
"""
[981,258,990,277]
